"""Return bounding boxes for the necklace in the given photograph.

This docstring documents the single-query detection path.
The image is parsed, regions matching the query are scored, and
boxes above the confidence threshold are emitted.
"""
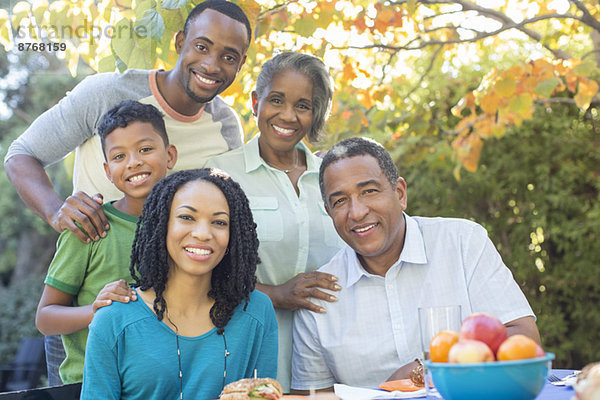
[167,315,229,400]
[265,148,300,174]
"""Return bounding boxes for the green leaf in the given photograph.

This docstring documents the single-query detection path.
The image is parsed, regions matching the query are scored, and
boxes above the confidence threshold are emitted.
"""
[32,3,47,25]
[11,1,31,30]
[161,8,184,33]
[112,18,154,69]
[157,25,174,63]
[98,54,117,73]
[509,93,533,115]
[134,0,156,19]
[135,9,165,41]
[371,109,388,126]
[535,77,561,98]
[495,77,516,97]
[315,6,337,30]
[407,0,418,15]
[573,58,597,78]
[0,10,10,49]
[116,57,128,72]
[255,15,271,38]
[161,0,187,10]
[47,4,71,38]
[294,15,317,37]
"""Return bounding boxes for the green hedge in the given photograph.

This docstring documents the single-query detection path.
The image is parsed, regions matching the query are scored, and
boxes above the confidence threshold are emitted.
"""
[401,105,599,369]
[0,273,45,364]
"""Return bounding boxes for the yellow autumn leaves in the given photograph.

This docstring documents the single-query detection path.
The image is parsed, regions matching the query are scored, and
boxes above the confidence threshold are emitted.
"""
[451,58,598,174]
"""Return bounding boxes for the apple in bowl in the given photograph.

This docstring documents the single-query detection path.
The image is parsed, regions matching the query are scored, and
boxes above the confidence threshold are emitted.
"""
[448,339,495,363]
[459,312,507,354]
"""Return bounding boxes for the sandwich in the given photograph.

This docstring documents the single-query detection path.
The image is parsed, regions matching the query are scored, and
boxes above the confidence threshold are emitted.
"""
[409,358,425,387]
[220,377,283,400]
[575,362,600,400]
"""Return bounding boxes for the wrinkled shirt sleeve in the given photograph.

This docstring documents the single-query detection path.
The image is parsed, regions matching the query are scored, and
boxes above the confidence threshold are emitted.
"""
[292,308,335,390]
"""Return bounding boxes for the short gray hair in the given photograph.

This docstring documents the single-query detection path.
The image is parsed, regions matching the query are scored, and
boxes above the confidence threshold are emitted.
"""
[319,137,399,201]
[255,52,333,142]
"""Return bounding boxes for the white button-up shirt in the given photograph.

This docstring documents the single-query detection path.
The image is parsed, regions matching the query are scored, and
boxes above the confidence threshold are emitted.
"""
[206,135,345,392]
[292,214,535,390]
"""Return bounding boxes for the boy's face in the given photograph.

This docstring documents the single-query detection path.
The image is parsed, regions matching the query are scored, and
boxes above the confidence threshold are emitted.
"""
[103,121,177,200]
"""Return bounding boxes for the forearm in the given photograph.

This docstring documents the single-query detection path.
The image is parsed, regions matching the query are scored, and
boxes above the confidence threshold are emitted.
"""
[505,316,541,345]
[386,360,420,381]
[5,154,63,228]
[36,304,94,335]
[255,283,282,308]
[290,387,334,395]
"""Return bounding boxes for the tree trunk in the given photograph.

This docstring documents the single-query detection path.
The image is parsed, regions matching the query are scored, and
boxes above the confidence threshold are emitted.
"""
[591,29,600,69]
[11,229,58,283]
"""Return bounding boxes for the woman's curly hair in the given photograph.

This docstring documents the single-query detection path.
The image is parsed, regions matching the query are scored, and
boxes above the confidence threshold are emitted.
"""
[130,168,259,334]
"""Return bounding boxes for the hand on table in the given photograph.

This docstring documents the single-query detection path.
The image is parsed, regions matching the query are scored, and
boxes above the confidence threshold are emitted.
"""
[51,191,109,243]
[263,271,341,313]
[386,360,422,382]
[93,279,137,313]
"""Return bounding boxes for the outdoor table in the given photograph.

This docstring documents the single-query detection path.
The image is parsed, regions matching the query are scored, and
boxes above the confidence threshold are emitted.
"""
[419,369,576,400]
[529,369,576,400]
[0,369,579,399]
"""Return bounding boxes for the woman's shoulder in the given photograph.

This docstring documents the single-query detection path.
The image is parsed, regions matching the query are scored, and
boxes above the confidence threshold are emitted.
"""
[90,298,154,336]
[206,146,246,167]
[248,289,272,307]
[233,290,276,324]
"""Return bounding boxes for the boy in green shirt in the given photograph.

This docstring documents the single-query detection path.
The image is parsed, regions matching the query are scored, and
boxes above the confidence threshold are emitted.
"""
[35,100,177,384]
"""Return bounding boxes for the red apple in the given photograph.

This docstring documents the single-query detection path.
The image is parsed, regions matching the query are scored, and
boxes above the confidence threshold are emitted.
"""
[535,344,545,357]
[448,339,495,363]
[459,312,507,354]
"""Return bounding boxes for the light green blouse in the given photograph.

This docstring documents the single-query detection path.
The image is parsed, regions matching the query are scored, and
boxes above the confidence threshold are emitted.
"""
[206,135,345,392]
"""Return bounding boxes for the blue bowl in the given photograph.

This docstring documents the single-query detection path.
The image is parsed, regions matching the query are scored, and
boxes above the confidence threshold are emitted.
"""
[424,353,555,400]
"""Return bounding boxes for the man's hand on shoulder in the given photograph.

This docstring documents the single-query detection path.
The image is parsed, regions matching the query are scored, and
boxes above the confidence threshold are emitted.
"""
[52,191,109,243]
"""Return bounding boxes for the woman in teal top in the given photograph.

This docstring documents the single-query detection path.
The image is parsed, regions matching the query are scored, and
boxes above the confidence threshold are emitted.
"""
[206,52,345,392]
[81,169,278,399]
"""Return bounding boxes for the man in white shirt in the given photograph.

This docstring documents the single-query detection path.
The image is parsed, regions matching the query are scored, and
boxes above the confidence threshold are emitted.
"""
[291,137,541,392]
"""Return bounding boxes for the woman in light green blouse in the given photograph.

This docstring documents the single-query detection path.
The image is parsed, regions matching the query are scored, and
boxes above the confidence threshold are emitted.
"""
[206,51,346,392]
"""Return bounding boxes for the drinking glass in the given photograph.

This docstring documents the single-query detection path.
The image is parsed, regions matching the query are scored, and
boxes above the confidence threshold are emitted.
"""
[418,305,462,398]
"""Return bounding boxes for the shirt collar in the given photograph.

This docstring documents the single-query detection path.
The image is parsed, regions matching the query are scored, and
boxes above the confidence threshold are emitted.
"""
[242,134,319,174]
[345,213,428,288]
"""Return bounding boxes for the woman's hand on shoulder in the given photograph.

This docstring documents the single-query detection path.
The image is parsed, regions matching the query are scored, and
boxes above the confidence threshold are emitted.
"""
[92,279,137,313]
[259,271,341,313]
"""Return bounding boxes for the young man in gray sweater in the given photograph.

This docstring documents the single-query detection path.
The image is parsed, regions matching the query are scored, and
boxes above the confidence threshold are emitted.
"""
[5,0,251,244]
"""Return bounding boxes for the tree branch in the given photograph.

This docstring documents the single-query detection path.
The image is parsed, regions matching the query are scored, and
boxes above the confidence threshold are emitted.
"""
[406,44,443,98]
[535,97,600,107]
[424,10,465,20]
[338,13,582,59]
[569,0,600,32]
[377,50,399,86]
[391,0,574,59]
[422,25,479,35]
[11,108,34,124]
[440,115,486,136]
[583,49,600,59]
[449,0,572,59]
[258,1,300,18]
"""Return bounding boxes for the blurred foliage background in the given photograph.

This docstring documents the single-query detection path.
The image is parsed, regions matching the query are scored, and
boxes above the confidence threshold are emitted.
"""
[0,0,599,371]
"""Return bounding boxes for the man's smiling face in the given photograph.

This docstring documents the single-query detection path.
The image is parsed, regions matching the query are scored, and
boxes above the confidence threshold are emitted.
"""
[175,9,248,104]
[323,154,407,273]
